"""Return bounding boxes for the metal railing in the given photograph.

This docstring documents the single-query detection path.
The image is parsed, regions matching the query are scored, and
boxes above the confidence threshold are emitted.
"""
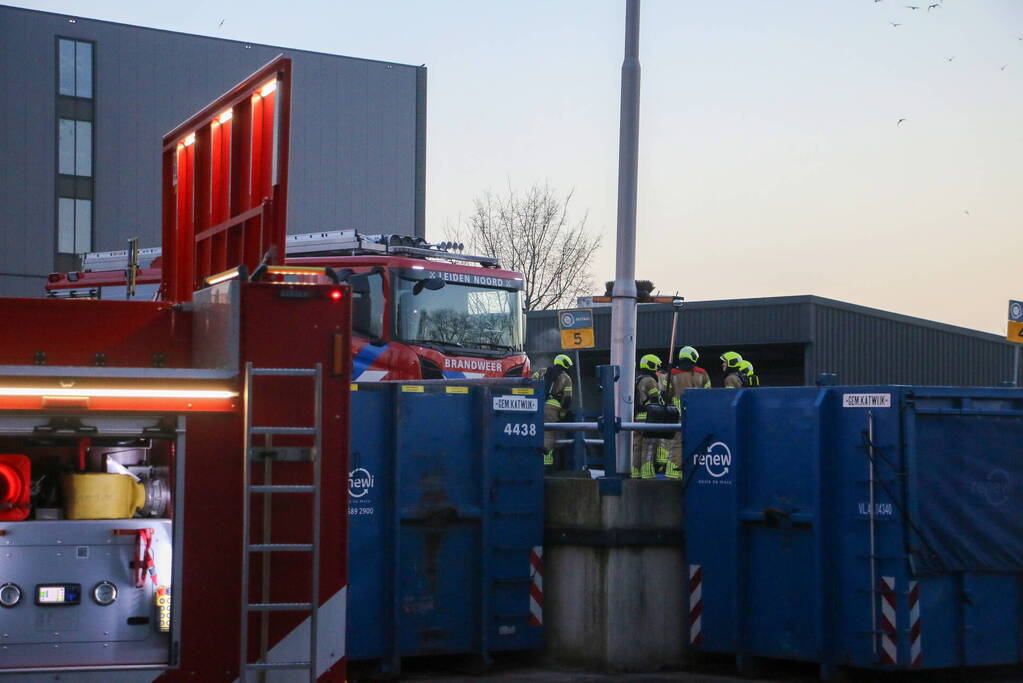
[543,365,681,495]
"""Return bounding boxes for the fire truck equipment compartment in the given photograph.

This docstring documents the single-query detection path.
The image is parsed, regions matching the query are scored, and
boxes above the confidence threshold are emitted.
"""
[683,385,1023,678]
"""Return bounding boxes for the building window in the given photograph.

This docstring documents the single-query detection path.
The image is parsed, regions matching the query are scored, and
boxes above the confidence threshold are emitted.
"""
[58,119,92,177]
[56,38,95,258]
[58,38,92,98]
[58,197,92,254]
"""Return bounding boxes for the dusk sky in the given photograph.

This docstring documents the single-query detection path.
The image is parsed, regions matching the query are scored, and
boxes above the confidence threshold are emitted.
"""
[12,0,1022,333]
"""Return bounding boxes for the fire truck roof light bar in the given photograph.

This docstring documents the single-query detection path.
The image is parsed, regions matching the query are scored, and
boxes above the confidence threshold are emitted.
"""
[0,387,238,399]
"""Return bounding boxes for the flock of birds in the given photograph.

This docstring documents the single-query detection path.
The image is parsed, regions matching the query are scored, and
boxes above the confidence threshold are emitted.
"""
[876,0,1018,133]
[876,0,1018,218]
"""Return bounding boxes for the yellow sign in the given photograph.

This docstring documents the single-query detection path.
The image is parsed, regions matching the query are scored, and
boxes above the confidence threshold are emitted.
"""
[350,383,359,391]
[558,308,595,350]
[401,385,425,393]
[445,386,469,394]
[559,328,595,349]
[1008,321,1023,345]
[512,387,534,395]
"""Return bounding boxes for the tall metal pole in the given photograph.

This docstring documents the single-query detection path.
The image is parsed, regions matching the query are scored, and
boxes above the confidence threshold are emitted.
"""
[610,0,642,474]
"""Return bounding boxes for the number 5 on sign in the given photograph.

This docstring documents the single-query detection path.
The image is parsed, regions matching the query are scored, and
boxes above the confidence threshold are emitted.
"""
[558,308,595,350]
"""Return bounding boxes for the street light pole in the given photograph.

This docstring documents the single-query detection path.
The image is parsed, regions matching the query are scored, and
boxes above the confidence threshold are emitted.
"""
[610,0,642,475]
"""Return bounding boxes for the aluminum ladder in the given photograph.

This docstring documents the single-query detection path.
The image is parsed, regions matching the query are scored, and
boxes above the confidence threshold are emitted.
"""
[239,362,323,682]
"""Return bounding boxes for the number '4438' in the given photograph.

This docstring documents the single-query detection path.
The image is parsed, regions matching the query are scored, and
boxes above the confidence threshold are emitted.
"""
[504,422,537,437]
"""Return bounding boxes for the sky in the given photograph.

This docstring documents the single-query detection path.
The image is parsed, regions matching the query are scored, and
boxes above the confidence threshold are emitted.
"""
[10,0,1023,333]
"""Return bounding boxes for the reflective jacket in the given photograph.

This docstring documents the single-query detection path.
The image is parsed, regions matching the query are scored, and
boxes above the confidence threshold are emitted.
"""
[668,367,711,410]
[634,373,662,421]
[546,369,573,411]
[723,372,743,389]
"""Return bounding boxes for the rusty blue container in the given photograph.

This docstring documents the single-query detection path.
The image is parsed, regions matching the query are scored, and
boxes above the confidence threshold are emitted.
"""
[683,386,1023,679]
[347,379,544,671]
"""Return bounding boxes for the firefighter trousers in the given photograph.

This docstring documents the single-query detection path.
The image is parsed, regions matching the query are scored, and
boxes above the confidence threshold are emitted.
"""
[631,432,659,479]
[543,402,561,467]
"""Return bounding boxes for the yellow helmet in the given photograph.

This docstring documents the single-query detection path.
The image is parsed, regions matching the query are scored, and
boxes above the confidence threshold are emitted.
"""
[720,351,742,369]
[678,346,699,363]
[737,360,754,378]
[639,354,662,372]
[553,354,573,370]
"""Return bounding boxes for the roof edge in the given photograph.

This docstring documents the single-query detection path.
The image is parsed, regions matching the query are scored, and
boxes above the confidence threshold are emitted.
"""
[0,3,423,70]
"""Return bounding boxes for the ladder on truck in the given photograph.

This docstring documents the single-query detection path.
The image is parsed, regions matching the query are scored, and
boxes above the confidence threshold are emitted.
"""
[240,362,323,682]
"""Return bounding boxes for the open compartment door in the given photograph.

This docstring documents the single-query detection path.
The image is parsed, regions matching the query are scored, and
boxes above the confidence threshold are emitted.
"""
[161,56,292,302]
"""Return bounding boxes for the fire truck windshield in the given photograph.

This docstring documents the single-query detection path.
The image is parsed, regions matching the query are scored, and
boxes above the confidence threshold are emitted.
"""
[393,273,524,352]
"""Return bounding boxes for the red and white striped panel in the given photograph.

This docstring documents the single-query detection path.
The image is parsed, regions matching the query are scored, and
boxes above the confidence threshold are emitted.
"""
[529,546,543,627]
[908,580,922,668]
[879,575,897,665]
[689,564,704,646]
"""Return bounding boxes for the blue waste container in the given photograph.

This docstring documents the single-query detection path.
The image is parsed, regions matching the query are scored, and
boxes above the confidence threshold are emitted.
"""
[683,386,1023,678]
[347,379,544,670]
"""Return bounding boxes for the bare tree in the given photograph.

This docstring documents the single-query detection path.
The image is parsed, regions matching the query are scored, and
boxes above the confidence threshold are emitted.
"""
[450,183,602,311]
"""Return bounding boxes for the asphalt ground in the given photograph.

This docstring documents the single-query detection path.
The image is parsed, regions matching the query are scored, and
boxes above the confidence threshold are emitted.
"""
[349,652,1023,682]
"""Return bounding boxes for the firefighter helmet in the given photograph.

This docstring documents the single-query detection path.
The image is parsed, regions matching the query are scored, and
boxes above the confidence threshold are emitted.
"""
[678,346,699,363]
[639,354,662,372]
[720,351,743,369]
[554,354,573,370]
[737,360,755,378]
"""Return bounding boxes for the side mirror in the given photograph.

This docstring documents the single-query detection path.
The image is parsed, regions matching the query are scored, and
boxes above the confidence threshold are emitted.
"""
[348,273,371,295]
[412,277,446,295]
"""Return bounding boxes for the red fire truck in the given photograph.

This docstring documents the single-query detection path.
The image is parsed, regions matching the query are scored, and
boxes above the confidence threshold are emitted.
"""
[0,56,350,681]
[47,230,531,382]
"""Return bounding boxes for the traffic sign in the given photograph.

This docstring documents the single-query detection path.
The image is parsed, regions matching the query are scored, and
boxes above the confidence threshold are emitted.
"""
[558,308,595,349]
[1009,300,1023,345]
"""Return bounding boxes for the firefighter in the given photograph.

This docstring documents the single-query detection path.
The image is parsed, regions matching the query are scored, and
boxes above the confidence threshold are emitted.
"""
[721,351,744,388]
[661,345,711,479]
[632,354,664,480]
[737,359,760,387]
[542,354,574,469]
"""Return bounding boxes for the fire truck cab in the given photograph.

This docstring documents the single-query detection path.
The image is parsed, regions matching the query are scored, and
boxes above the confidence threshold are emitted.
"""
[47,231,530,382]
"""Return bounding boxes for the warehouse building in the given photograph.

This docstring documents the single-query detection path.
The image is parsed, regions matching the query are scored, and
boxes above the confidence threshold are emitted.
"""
[0,4,426,297]
[526,295,1020,413]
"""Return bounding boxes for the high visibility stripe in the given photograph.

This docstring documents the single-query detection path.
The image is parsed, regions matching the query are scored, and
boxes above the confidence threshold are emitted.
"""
[689,565,703,645]
[879,576,897,665]
[909,580,922,668]
[529,546,543,626]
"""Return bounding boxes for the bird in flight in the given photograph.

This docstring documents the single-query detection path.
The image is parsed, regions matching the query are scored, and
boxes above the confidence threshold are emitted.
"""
[1001,64,1008,71]
[963,210,970,216]
[218,19,225,28]
[927,3,941,9]
[890,22,902,27]
[946,56,955,62]
[905,4,921,9]
[897,118,907,126]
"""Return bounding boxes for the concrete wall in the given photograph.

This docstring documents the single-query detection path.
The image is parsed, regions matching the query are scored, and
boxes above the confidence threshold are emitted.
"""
[544,477,687,672]
[0,4,425,297]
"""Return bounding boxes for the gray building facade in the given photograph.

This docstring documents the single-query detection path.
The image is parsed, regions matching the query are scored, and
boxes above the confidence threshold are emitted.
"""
[0,4,426,297]
[527,296,1021,414]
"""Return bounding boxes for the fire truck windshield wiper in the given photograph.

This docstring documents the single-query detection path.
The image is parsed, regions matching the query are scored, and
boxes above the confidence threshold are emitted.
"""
[472,342,516,351]
[406,338,464,349]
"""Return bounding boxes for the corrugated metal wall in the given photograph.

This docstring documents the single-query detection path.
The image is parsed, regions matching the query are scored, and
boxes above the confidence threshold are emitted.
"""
[0,5,423,298]
[811,301,1018,387]
[526,297,811,353]
[526,296,1020,387]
